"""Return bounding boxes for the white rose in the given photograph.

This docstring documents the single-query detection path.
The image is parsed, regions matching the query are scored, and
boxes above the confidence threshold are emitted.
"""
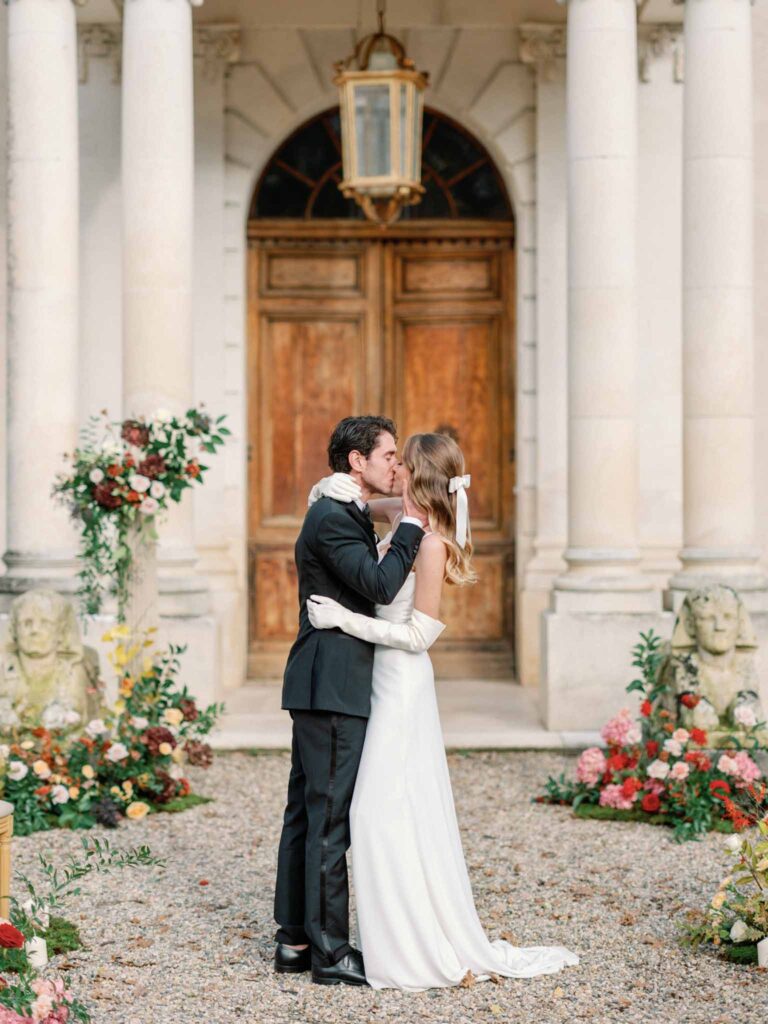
[89,468,105,484]
[140,497,159,515]
[734,705,757,728]
[730,919,749,943]
[663,739,683,757]
[41,701,79,732]
[100,439,121,457]
[672,728,690,744]
[131,716,149,730]
[50,784,69,805]
[128,473,151,494]
[65,708,81,725]
[149,481,165,499]
[647,759,670,780]
[169,763,184,781]
[8,761,28,781]
[106,742,129,762]
[723,834,743,853]
[154,408,173,423]
[86,718,107,738]
[625,724,642,745]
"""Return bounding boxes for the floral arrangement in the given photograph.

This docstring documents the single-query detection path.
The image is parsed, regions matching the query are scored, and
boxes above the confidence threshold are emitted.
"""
[540,631,768,842]
[52,408,229,617]
[680,794,768,961]
[0,629,221,836]
[0,836,162,1022]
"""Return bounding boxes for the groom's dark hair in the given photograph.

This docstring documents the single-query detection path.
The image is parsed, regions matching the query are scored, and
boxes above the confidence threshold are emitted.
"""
[328,416,398,473]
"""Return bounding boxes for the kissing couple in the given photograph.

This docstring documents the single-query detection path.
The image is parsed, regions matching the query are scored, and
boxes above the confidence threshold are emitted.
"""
[273,415,579,990]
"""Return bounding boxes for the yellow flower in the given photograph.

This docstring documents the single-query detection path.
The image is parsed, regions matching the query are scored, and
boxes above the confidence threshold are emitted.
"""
[69,786,80,800]
[32,760,51,778]
[50,774,61,784]
[171,745,186,764]
[101,629,114,643]
[20,741,34,751]
[142,656,154,673]
[114,700,126,714]
[113,624,131,639]
[110,786,122,797]
[123,781,134,797]
[126,801,149,821]
[711,892,726,909]
[81,764,95,779]
[137,773,151,787]
[158,742,173,757]
[163,708,184,727]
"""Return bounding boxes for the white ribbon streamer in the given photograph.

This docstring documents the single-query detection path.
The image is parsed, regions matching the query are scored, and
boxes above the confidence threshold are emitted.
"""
[448,474,471,547]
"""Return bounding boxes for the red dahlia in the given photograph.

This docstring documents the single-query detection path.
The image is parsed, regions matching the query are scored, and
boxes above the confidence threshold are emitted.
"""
[121,419,150,447]
[179,698,198,722]
[138,453,166,479]
[0,923,24,949]
[641,793,661,813]
[710,779,731,799]
[143,726,177,755]
[680,692,701,709]
[621,777,642,798]
[690,728,708,745]
[640,700,652,717]
[93,480,122,510]
[645,740,659,758]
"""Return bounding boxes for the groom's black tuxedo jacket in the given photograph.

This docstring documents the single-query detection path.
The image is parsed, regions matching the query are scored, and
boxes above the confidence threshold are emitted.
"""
[281,497,423,718]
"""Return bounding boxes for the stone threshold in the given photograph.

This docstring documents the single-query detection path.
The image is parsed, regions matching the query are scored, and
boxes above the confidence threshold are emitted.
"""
[209,678,601,751]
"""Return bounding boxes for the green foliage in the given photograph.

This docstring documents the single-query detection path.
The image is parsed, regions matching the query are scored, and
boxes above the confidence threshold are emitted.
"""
[153,792,214,814]
[44,915,83,956]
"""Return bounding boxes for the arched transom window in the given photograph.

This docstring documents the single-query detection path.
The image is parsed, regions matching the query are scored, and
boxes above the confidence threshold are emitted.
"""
[251,106,512,221]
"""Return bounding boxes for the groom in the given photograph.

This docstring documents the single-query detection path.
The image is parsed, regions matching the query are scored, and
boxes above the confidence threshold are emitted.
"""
[273,415,425,986]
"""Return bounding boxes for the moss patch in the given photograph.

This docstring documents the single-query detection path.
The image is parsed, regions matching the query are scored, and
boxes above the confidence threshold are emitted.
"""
[152,793,213,814]
[573,802,736,833]
[45,915,83,956]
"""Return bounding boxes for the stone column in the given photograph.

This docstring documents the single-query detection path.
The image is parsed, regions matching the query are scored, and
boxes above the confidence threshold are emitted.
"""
[541,0,667,731]
[121,0,207,616]
[669,0,767,604]
[1,0,80,600]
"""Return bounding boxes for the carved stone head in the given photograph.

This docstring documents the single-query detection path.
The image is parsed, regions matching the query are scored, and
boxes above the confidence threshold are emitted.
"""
[672,584,756,657]
[6,590,83,661]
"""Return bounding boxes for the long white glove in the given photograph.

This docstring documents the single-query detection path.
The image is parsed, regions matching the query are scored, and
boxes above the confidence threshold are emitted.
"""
[307,594,445,653]
[307,473,363,507]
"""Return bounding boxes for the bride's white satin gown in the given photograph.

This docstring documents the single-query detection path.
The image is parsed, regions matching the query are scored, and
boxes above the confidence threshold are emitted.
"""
[349,545,580,991]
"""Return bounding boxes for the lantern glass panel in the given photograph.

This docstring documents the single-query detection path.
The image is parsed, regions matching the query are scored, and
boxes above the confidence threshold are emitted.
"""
[399,83,408,179]
[354,83,391,177]
[412,90,423,179]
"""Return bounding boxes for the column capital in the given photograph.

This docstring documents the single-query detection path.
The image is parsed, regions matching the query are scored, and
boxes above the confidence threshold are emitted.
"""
[77,23,121,84]
[193,23,241,79]
[638,23,684,83]
[518,22,566,80]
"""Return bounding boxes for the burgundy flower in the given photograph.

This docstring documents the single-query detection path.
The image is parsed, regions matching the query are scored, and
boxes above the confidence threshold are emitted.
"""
[92,480,122,510]
[142,726,177,756]
[179,698,198,722]
[138,453,166,479]
[152,770,178,805]
[121,419,150,448]
[185,740,213,768]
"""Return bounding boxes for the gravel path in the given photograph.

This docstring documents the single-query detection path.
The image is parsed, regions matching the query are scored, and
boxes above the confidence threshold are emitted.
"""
[12,750,767,1024]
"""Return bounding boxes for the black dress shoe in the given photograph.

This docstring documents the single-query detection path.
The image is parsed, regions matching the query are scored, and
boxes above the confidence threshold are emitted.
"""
[274,943,311,973]
[312,948,368,986]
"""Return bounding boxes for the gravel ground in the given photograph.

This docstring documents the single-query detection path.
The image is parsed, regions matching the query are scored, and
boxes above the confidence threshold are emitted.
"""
[12,750,767,1024]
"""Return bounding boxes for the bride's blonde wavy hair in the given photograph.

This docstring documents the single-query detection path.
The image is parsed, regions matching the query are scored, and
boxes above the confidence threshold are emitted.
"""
[402,433,477,587]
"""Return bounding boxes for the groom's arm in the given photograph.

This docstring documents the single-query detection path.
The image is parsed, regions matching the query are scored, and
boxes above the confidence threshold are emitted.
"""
[312,511,423,605]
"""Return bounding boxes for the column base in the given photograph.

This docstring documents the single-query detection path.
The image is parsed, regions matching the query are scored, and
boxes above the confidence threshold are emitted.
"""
[540,606,674,731]
[0,552,81,610]
[667,548,768,612]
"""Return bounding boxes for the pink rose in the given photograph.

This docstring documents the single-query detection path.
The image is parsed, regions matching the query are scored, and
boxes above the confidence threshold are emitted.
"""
[599,783,637,810]
[600,708,641,748]
[576,747,607,787]
[669,761,690,782]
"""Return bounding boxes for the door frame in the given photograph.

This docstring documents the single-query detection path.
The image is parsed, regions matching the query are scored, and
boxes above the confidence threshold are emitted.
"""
[246,218,516,678]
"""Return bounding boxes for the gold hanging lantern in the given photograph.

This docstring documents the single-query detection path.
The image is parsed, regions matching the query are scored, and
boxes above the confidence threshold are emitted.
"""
[333,1,428,226]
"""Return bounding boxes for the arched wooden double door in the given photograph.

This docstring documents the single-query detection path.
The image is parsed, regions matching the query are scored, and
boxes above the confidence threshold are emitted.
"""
[247,110,516,679]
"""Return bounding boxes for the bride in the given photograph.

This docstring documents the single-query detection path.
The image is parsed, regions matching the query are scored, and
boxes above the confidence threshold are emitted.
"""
[306,432,579,991]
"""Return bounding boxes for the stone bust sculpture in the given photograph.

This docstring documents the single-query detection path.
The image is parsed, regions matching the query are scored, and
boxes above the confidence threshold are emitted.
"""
[661,584,764,740]
[0,589,102,731]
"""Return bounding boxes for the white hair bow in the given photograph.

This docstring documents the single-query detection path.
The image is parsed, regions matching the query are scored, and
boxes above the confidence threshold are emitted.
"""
[448,474,471,547]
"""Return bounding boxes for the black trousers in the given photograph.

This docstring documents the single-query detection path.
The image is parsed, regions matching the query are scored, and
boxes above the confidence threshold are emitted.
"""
[274,710,367,965]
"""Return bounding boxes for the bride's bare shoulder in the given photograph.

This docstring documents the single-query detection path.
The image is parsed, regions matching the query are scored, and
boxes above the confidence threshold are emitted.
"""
[416,532,450,566]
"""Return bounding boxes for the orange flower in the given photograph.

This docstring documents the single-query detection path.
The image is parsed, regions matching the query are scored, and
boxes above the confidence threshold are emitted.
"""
[127,490,141,503]
[34,785,52,797]
[185,462,201,478]
[107,463,123,477]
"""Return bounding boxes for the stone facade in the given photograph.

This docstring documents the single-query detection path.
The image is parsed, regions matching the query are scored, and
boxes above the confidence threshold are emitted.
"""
[1,0,767,730]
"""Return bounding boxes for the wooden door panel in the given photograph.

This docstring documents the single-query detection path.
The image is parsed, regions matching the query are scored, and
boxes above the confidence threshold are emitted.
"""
[397,317,501,527]
[397,251,500,302]
[259,315,365,523]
